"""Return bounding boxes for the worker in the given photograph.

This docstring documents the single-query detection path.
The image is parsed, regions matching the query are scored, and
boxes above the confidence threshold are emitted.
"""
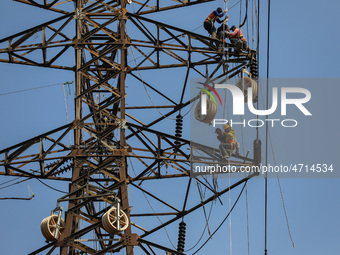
[204,7,229,39]
[215,124,240,158]
[228,25,247,51]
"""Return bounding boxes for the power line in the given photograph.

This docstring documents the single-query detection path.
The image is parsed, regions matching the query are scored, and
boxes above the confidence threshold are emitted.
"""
[192,182,248,255]
[0,177,22,186]
[0,178,35,200]
[36,178,67,194]
[0,177,31,190]
[265,0,271,254]
[0,82,73,97]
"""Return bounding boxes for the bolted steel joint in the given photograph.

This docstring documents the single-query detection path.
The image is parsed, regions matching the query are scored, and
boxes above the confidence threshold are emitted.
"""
[117,8,128,20]
[74,8,85,20]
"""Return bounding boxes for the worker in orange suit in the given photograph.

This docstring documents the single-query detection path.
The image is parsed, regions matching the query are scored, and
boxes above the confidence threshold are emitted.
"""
[204,7,229,39]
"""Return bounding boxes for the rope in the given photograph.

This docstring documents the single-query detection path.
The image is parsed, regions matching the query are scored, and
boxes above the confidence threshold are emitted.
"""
[184,198,214,252]
[267,126,295,248]
[127,24,203,66]
[192,181,247,255]
[128,157,176,249]
[245,182,250,255]
[229,171,233,255]
[239,114,250,255]
[197,182,212,237]
[26,180,35,197]
[229,0,241,10]
[129,46,177,121]
[63,82,73,146]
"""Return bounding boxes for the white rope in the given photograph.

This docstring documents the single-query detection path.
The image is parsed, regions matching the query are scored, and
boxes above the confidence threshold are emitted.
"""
[62,83,72,146]
[129,46,177,121]
[128,157,176,248]
[252,0,254,49]
[25,181,35,198]
[228,170,232,255]
[258,79,295,248]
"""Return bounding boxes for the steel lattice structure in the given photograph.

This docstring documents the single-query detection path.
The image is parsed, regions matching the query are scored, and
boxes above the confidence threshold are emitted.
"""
[0,1,260,254]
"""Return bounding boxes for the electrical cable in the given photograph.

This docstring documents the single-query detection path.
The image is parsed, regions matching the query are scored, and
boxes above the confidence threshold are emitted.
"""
[184,199,214,252]
[267,127,295,248]
[0,82,71,96]
[0,177,31,190]
[36,178,68,194]
[251,0,254,50]
[257,64,296,251]
[0,177,35,200]
[192,181,248,255]
[239,0,242,26]
[239,0,248,28]
[265,0,271,254]
[0,177,22,186]
[229,0,241,10]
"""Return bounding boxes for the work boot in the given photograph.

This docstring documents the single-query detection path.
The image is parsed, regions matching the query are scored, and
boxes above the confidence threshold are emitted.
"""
[235,41,242,53]
[222,153,230,159]
[220,148,229,158]
[212,32,217,39]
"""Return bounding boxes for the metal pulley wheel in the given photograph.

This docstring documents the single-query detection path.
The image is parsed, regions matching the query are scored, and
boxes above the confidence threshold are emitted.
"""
[102,206,129,234]
[40,215,65,241]
[194,98,217,124]
[235,77,258,102]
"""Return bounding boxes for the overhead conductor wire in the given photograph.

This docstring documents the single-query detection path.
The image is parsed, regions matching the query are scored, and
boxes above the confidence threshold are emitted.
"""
[265,0,270,254]
[192,182,248,255]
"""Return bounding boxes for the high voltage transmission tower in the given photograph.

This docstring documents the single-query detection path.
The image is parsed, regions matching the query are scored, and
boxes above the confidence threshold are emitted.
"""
[0,0,260,254]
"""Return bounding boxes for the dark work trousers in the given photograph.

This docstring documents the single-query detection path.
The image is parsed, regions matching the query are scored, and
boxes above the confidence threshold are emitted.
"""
[203,20,216,35]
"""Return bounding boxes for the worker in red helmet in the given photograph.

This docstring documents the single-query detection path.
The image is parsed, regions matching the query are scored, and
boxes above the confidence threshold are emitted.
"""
[204,7,229,39]
[215,124,240,158]
[228,25,247,51]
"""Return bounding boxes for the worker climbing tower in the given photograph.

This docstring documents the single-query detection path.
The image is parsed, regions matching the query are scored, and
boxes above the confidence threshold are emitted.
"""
[0,1,260,254]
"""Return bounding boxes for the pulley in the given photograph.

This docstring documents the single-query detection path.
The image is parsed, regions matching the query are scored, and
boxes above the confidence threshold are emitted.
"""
[235,76,258,103]
[40,206,65,241]
[194,98,217,124]
[102,205,129,234]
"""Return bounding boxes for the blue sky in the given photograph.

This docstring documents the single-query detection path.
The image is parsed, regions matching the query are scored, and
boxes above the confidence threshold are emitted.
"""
[0,0,340,254]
